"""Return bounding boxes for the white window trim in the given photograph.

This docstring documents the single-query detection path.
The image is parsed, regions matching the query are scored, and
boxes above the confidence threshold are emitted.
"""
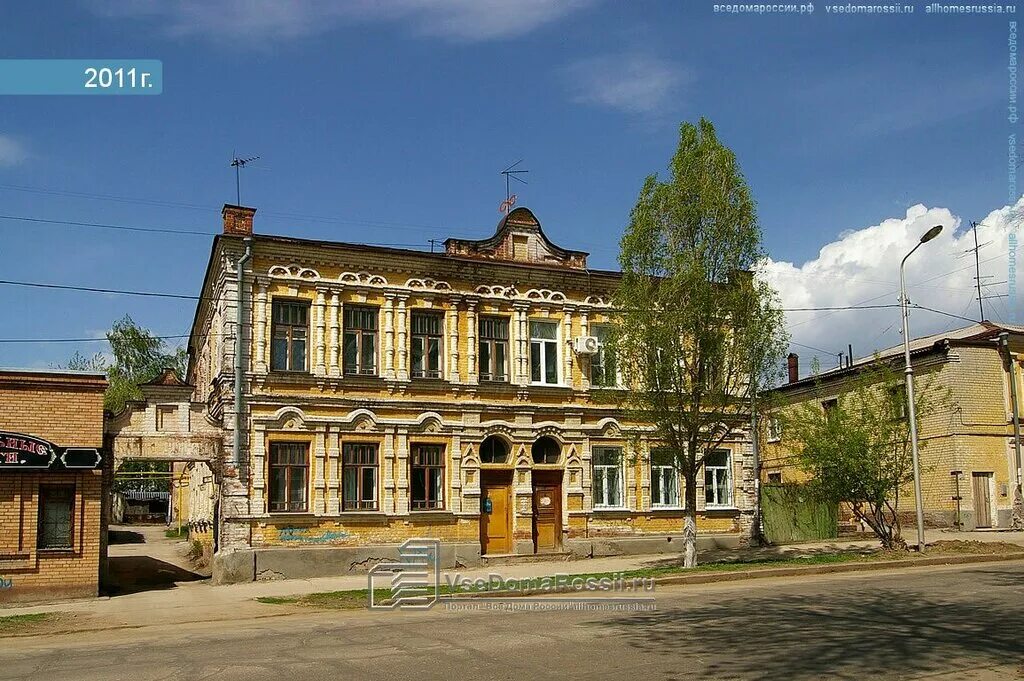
[704,450,733,509]
[592,447,626,510]
[766,417,782,443]
[650,461,682,509]
[529,320,562,387]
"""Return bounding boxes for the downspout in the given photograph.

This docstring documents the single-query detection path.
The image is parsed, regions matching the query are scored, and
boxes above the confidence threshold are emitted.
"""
[233,238,253,470]
[999,331,1023,528]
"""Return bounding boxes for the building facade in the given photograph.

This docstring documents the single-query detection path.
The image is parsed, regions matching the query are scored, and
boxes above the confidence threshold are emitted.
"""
[763,322,1024,531]
[190,205,756,582]
[0,369,108,603]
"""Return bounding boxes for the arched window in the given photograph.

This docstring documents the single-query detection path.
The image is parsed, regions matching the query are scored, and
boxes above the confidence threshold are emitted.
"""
[480,435,509,464]
[531,436,561,464]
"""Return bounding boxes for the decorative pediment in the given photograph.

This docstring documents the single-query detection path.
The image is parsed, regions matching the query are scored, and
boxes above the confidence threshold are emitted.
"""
[444,207,588,270]
[514,444,532,468]
[413,412,446,434]
[406,278,452,292]
[269,406,309,430]
[525,288,566,303]
[269,264,321,281]
[339,271,387,286]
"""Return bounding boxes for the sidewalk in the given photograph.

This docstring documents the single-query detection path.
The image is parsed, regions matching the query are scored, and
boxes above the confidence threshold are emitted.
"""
[3,529,1022,634]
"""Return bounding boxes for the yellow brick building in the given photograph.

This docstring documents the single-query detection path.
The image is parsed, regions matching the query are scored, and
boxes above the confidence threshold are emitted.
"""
[188,205,756,582]
[763,323,1024,531]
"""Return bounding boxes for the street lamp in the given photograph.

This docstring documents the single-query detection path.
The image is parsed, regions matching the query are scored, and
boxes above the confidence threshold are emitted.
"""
[900,224,943,552]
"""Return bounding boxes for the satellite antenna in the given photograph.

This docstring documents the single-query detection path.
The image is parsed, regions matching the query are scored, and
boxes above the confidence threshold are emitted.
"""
[230,153,261,205]
[500,160,529,214]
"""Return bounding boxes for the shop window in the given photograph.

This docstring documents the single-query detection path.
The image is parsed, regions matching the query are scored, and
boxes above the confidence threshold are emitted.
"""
[704,450,732,508]
[479,317,509,382]
[480,436,509,464]
[592,447,623,508]
[38,485,74,550]
[411,445,445,510]
[651,449,680,507]
[342,443,378,511]
[411,312,443,379]
[529,321,559,384]
[269,442,309,512]
[344,306,379,376]
[531,436,561,464]
[271,300,309,372]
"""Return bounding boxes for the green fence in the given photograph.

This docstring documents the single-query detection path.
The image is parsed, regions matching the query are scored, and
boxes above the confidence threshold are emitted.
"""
[761,483,838,544]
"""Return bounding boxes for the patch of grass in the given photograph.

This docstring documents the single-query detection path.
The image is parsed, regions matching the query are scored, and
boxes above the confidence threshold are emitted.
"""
[0,613,55,631]
[164,526,189,540]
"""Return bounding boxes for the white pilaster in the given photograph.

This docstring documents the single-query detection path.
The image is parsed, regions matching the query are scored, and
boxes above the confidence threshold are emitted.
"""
[447,300,460,383]
[466,300,478,385]
[313,428,327,514]
[326,428,340,514]
[397,296,409,381]
[251,426,267,515]
[384,294,396,379]
[254,282,268,373]
[562,305,573,388]
[328,292,340,377]
[314,289,327,376]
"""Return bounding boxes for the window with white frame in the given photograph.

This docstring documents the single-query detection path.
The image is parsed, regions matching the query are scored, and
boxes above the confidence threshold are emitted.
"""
[342,443,378,511]
[529,321,559,384]
[650,449,680,507]
[592,446,623,508]
[704,450,732,507]
[590,325,617,387]
[766,417,782,442]
[411,312,443,379]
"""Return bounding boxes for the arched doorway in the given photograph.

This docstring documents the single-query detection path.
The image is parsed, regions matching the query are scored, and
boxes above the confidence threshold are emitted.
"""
[531,436,563,554]
[479,435,513,556]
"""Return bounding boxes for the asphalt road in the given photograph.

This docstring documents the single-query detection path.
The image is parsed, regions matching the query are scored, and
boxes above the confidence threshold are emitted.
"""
[3,561,1024,681]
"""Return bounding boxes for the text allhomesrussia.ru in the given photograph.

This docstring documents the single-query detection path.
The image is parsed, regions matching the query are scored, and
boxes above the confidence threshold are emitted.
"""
[445,572,656,594]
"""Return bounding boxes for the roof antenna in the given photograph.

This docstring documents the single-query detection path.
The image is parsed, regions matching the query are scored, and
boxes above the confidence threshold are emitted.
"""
[230,152,261,205]
[500,159,529,214]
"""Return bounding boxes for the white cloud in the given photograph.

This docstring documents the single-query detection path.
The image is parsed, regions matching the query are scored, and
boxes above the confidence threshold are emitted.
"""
[88,0,594,42]
[560,53,686,116]
[760,199,1024,376]
[0,135,28,167]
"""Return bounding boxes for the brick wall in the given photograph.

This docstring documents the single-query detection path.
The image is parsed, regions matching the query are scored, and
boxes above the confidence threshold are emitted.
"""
[0,370,107,603]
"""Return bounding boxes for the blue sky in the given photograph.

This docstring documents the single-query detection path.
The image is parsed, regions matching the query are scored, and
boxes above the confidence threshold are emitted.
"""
[0,2,1019,373]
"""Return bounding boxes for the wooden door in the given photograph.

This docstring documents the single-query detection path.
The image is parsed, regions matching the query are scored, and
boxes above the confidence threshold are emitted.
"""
[972,473,993,529]
[480,475,512,555]
[532,478,562,553]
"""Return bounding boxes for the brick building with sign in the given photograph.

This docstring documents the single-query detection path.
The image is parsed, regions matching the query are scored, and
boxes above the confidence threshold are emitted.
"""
[190,205,757,582]
[0,368,109,603]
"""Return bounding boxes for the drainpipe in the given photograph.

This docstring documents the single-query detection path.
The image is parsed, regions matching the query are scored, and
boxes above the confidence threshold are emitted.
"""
[233,238,253,470]
[999,331,1023,528]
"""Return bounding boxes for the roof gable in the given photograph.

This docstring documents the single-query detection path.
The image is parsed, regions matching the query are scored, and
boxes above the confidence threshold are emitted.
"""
[443,207,588,270]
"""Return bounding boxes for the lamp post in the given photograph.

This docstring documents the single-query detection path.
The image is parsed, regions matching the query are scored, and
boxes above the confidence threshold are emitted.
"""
[900,224,943,552]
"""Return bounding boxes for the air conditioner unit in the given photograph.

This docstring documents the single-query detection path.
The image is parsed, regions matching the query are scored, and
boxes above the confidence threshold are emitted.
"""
[572,336,600,355]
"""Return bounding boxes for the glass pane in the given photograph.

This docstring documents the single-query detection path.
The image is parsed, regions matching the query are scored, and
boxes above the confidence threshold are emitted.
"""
[530,341,541,382]
[494,342,506,380]
[412,337,424,374]
[530,321,557,340]
[667,471,679,505]
[344,333,357,372]
[270,468,286,509]
[608,468,621,506]
[593,447,620,466]
[362,467,376,503]
[290,338,306,371]
[651,468,662,505]
[652,450,675,466]
[343,467,357,508]
[594,468,606,506]
[361,332,376,372]
[544,341,557,383]
[411,467,426,504]
[479,341,490,379]
[706,450,729,467]
[271,338,288,371]
[428,338,440,375]
[289,468,306,509]
[431,467,443,507]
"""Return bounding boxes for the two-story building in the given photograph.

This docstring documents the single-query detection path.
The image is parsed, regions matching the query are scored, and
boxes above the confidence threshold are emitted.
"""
[189,205,756,582]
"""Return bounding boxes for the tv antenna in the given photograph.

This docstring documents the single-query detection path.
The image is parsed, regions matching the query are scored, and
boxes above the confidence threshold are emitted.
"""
[230,153,261,205]
[500,160,529,214]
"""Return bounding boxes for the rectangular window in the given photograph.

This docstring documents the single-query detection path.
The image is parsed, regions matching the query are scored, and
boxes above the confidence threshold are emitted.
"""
[704,450,732,508]
[592,447,623,508]
[343,306,378,376]
[888,385,908,420]
[411,445,445,510]
[529,321,559,385]
[411,312,443,379]
[767,472,782,484]
[38,485,74,550]
[342,443,378,511]
[271,300,309,372]
[590,325,617,387]
[650,449,680,508]
[268,442,309,512]
[766,417,782,442]
[479,317,509,382]
[822,398,838,415]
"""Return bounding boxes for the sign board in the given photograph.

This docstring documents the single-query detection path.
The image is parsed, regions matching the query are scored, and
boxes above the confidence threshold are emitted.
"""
[0,431,102,470]
[0,432,57,468]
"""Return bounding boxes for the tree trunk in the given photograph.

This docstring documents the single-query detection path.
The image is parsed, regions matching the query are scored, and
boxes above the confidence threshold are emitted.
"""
[683,469,698,568]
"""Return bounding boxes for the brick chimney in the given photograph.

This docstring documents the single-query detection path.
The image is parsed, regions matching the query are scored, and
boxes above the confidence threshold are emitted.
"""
[787,353,799,384]
[222,204,256,236]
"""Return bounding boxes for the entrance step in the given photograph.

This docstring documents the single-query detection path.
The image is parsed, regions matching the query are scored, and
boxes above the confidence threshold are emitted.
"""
[480,551,575,567]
